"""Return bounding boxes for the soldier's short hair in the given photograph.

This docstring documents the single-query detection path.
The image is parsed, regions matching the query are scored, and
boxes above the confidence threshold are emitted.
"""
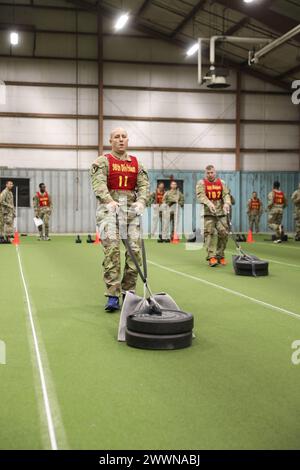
[39,183,45,189]
[205,165,215,171]
[6,180,13,185]
[273,181,280,189]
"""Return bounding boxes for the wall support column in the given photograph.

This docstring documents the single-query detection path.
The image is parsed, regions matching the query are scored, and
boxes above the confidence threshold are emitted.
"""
[97,6,103,155]
[235,69,241,171]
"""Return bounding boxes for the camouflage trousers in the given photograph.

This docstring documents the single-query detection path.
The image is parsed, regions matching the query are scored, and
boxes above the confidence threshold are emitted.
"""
[36,209,51,237]
[2,211,14,237]
[0,210,3,237]
[162,205,180,240]
[151,204,163,238]
[204,215,229,259]
[248,213,260,233]
[97,207,141,297]
[295,210,300,236]
[268,210,283,238]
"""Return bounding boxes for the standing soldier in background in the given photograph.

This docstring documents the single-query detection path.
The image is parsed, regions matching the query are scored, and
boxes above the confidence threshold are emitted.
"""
[162,180,184,242]
[33,183,53,241]
[247,191,263,233]
[90,127,149,312]
[291,182,300,241]
[268,181,288,243]
[0,181,15,243]
[149,181,165,242]
[196,165,231,267]
[0,197,3,243]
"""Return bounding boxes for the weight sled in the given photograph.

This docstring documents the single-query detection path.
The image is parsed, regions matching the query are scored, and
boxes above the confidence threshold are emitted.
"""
[232,254,269,277]
[117,213,194,345]
[125,329,193,350]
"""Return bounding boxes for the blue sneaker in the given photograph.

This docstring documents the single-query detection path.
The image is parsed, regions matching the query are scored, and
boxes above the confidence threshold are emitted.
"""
[105,296,120,312]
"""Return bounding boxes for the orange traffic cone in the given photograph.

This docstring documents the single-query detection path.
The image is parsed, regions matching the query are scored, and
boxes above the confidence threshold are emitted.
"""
[12,230,20,245]
[93,232,101,245]
[171,231,180,244]
[246,229,254,243]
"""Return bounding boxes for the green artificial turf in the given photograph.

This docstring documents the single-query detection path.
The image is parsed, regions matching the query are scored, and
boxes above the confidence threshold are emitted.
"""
[0,245,45,449]
[1,235,300,449]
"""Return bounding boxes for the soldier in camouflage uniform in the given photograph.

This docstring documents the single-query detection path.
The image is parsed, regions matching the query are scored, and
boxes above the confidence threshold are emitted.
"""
[33,183,53,241]
[149,181,165,242]
[0,199,3,243]
[0,180,15,242]
[247,191,263,233]
[90,127,150,312]
[196,165,231,267]
[162,181,184,242]
[267,181,288,243]
[291,183,300,241]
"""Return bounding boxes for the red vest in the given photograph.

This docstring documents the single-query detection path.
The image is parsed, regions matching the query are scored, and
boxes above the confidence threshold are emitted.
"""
[250,199,261,211]
[37,191,50,207]
[155,190,164,205]
[273,190,284,205]
[204,178,223,201]
[105,154,138,191]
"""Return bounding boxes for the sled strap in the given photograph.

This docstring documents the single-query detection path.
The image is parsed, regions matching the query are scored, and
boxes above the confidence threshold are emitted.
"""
[121,235,146,284]
[140,219,148,280]
[119,214,148,285]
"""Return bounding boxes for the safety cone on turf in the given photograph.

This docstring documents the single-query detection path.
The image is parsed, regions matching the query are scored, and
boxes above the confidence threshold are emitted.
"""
[246,229,254,243]
[93,232,101,245]
[12,231,20,245]
[171,231,180,244]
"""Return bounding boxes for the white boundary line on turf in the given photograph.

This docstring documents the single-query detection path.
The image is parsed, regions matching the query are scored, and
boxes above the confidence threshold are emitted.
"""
[16,245,58,450]
[254,241,300,251]
[148,260,300,321]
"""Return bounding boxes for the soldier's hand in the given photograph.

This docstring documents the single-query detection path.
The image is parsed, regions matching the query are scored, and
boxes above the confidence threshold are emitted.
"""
[106,200,119,213]
[223,203,230,215]
[131,202,144,216]
[208,202,216,214]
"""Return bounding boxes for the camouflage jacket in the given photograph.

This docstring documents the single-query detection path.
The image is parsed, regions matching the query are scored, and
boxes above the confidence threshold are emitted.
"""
[33,193,53,214]
[267,190,288,211]
[196,178,231,217]
[247,198,263,215]
[163,189,184,207]
[90,151,150,207]
[148,190,165,206]
[0,188,15,215]
[291,188,300,208]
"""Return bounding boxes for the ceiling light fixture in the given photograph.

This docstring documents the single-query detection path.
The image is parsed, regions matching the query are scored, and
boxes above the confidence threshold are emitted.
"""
[186,43,199,56]
[114,13,129,31]
[10,31,19,45]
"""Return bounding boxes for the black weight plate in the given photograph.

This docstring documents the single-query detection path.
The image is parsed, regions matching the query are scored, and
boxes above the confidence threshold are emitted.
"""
[125,329,193,350]
[232,255,268,276]
[127,309,194,335]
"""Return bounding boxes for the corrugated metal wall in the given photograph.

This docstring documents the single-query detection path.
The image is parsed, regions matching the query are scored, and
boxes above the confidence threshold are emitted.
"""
[0,168,96,233]
[148,170,299,233]
[1,168,299,233]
